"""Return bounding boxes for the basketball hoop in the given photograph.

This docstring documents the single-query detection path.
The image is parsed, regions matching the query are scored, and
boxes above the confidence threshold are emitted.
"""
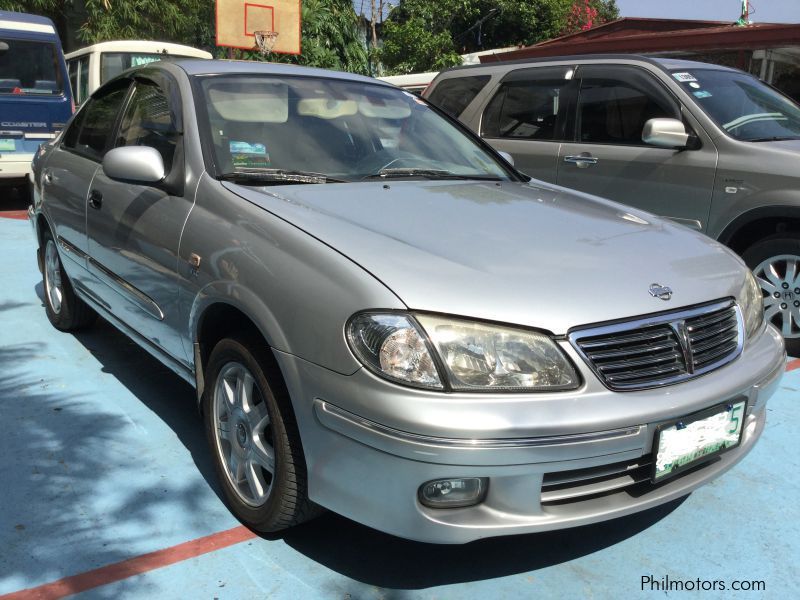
[254,30,279,54]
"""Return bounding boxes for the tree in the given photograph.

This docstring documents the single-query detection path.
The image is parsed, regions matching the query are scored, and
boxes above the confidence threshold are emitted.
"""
[0,1,215,51]
[379,0,619,75]
[244,0,369,75]
[561,0,619,35]
[0,0,368,73]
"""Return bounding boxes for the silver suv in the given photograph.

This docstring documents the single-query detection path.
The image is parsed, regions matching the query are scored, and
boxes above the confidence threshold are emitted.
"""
[30,60,785,543]
[425,55,800,355]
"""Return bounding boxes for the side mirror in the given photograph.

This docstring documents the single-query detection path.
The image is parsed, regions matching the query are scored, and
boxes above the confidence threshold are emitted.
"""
[103,146,165,183]
[642,118,689,149]
[498,150,515,166]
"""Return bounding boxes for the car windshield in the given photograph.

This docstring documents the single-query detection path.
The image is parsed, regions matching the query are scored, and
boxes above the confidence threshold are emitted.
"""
[671,68,800,142]
[0,38,63,95]
[196,75,512,183]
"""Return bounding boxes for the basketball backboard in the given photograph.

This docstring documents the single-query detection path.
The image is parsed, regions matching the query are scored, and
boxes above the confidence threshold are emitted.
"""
[216,0,301,55]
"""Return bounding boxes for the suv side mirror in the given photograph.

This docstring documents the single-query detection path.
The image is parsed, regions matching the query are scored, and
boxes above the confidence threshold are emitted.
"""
[103,146,165,183]
[642,118,689,149]
[497,150,515,166]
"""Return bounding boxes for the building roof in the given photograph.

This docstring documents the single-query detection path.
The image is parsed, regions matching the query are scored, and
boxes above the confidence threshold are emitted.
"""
[481,17,800,63]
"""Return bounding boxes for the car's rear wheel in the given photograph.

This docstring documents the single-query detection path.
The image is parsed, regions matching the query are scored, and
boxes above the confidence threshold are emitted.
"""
[42,230,96,331]
[202,336,318,532]
[742,234,800,356]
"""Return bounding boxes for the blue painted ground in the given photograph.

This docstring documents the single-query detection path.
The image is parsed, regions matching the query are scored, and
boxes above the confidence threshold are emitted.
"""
[1,216,798,599]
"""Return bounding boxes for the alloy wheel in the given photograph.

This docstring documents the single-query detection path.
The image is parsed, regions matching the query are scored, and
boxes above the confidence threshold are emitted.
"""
[44,239,63,315]
[212,361,276,507]
[753,254,800,339]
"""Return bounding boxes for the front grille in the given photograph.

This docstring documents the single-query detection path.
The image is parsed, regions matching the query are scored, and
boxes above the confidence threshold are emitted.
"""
[569,300,742,391]
[541,456,652,504]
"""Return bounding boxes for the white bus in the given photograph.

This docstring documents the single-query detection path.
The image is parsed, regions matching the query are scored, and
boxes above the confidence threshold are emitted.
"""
[66,40,212,105]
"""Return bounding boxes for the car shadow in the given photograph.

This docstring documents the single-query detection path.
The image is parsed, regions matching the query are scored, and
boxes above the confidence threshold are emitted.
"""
[59,295,688,589]
[275,497,686,589]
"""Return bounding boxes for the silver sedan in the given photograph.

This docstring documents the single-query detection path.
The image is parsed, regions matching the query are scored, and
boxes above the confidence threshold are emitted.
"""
[29,60,785,543]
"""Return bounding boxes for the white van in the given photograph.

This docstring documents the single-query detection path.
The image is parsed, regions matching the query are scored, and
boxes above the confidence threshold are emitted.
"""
[377,72,438,96]
[65,40,212,105]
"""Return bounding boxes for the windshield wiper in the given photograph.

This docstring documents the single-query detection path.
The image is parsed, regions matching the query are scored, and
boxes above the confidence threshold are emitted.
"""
[362,168,501,181]
[218,169,349,185]
[748,136,800,142]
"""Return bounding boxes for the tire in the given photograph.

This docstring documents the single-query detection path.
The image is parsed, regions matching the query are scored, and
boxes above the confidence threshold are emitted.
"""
[202,335,319,532]
[742,233,800,357]
[42,229,96,331]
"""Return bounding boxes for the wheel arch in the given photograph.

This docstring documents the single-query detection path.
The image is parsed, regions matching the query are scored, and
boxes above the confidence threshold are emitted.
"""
[191,288,291,410]
[717,205,800,256]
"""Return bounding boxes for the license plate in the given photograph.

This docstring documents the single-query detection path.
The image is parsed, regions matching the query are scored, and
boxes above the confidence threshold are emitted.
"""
[0,139,16,152]
[652,400,746,482]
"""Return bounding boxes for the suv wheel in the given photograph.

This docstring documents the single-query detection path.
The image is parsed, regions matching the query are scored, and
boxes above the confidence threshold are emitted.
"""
[202,335,319,532]
[42,230,96,331]
[742,234,800,356]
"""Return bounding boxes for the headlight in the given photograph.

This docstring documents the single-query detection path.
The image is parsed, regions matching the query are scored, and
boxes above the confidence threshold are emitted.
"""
[740,270,764,341]
[416,315,579,391]
[347,313,443,389]
[347,312,579,391]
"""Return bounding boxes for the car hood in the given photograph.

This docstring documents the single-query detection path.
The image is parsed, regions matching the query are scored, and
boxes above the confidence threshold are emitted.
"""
[223,179,746,334]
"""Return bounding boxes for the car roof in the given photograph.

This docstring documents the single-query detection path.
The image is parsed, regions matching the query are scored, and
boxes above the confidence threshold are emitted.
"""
[173,59,390,86]
[440,53,740,76]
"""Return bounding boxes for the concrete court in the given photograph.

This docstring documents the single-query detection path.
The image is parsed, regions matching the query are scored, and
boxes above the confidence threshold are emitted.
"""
[0,214,798,599]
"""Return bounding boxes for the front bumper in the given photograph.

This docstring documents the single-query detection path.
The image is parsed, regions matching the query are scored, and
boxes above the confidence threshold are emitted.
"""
[276,324,785,544]
[0,155,33,181]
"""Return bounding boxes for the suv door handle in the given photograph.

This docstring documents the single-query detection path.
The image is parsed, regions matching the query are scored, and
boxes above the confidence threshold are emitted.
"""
[88,189,103,210]
[43,170,54,184]
[564,153,598,169]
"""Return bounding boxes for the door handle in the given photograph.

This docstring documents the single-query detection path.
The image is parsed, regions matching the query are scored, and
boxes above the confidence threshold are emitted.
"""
[564,153,598,169]
[88,189,103,210]
[43,170,54,184]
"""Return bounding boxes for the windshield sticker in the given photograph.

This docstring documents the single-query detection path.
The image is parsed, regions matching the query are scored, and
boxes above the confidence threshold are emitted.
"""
[693,90,713,99]
[689,82,701,89]
[673,72,698,83]
[229,141,270,168]
[0,138,16,151]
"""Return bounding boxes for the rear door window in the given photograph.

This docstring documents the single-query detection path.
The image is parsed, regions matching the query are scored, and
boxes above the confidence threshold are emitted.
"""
[575,65,680,145]
[0,38,64,95]
[427,75,490,118]
[482,66,578,140]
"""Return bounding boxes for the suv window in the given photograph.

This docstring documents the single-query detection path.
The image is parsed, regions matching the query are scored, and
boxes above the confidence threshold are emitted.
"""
[64,82,129,160]
[427,75,490,118]
[116,80,178,172]
[576,66,680,145]
[482,66,577,140]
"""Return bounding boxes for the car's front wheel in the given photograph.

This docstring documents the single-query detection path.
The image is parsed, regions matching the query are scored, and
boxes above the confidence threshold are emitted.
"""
[202,335,318,532]
[42,229,96,331]
[743,233,800,356]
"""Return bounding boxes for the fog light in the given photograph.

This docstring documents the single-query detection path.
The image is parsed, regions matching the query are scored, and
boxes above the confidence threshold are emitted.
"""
[419,477,488,508]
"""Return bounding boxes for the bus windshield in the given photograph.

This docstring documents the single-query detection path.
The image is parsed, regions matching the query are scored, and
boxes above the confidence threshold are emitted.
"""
[0,38,63,95]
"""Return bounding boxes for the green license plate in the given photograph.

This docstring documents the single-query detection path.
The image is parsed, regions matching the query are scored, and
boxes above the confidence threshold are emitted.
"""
[0,139,16,152]
[652,400,746,482]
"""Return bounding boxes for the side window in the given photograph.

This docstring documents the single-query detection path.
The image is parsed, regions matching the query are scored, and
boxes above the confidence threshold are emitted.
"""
[78,57,89,105]
[67,59,78,100]
[67,83,129,160]
[576,66,680,145]
[427,75,490,119]
[115,80,178,173]
[482,67,577,140]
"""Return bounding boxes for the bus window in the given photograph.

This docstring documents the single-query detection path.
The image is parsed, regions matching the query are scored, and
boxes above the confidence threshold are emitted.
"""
[0,38,64,95]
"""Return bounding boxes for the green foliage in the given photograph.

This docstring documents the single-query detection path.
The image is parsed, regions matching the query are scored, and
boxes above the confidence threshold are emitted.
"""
[0,0,368,72]
[380,0,619,75]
